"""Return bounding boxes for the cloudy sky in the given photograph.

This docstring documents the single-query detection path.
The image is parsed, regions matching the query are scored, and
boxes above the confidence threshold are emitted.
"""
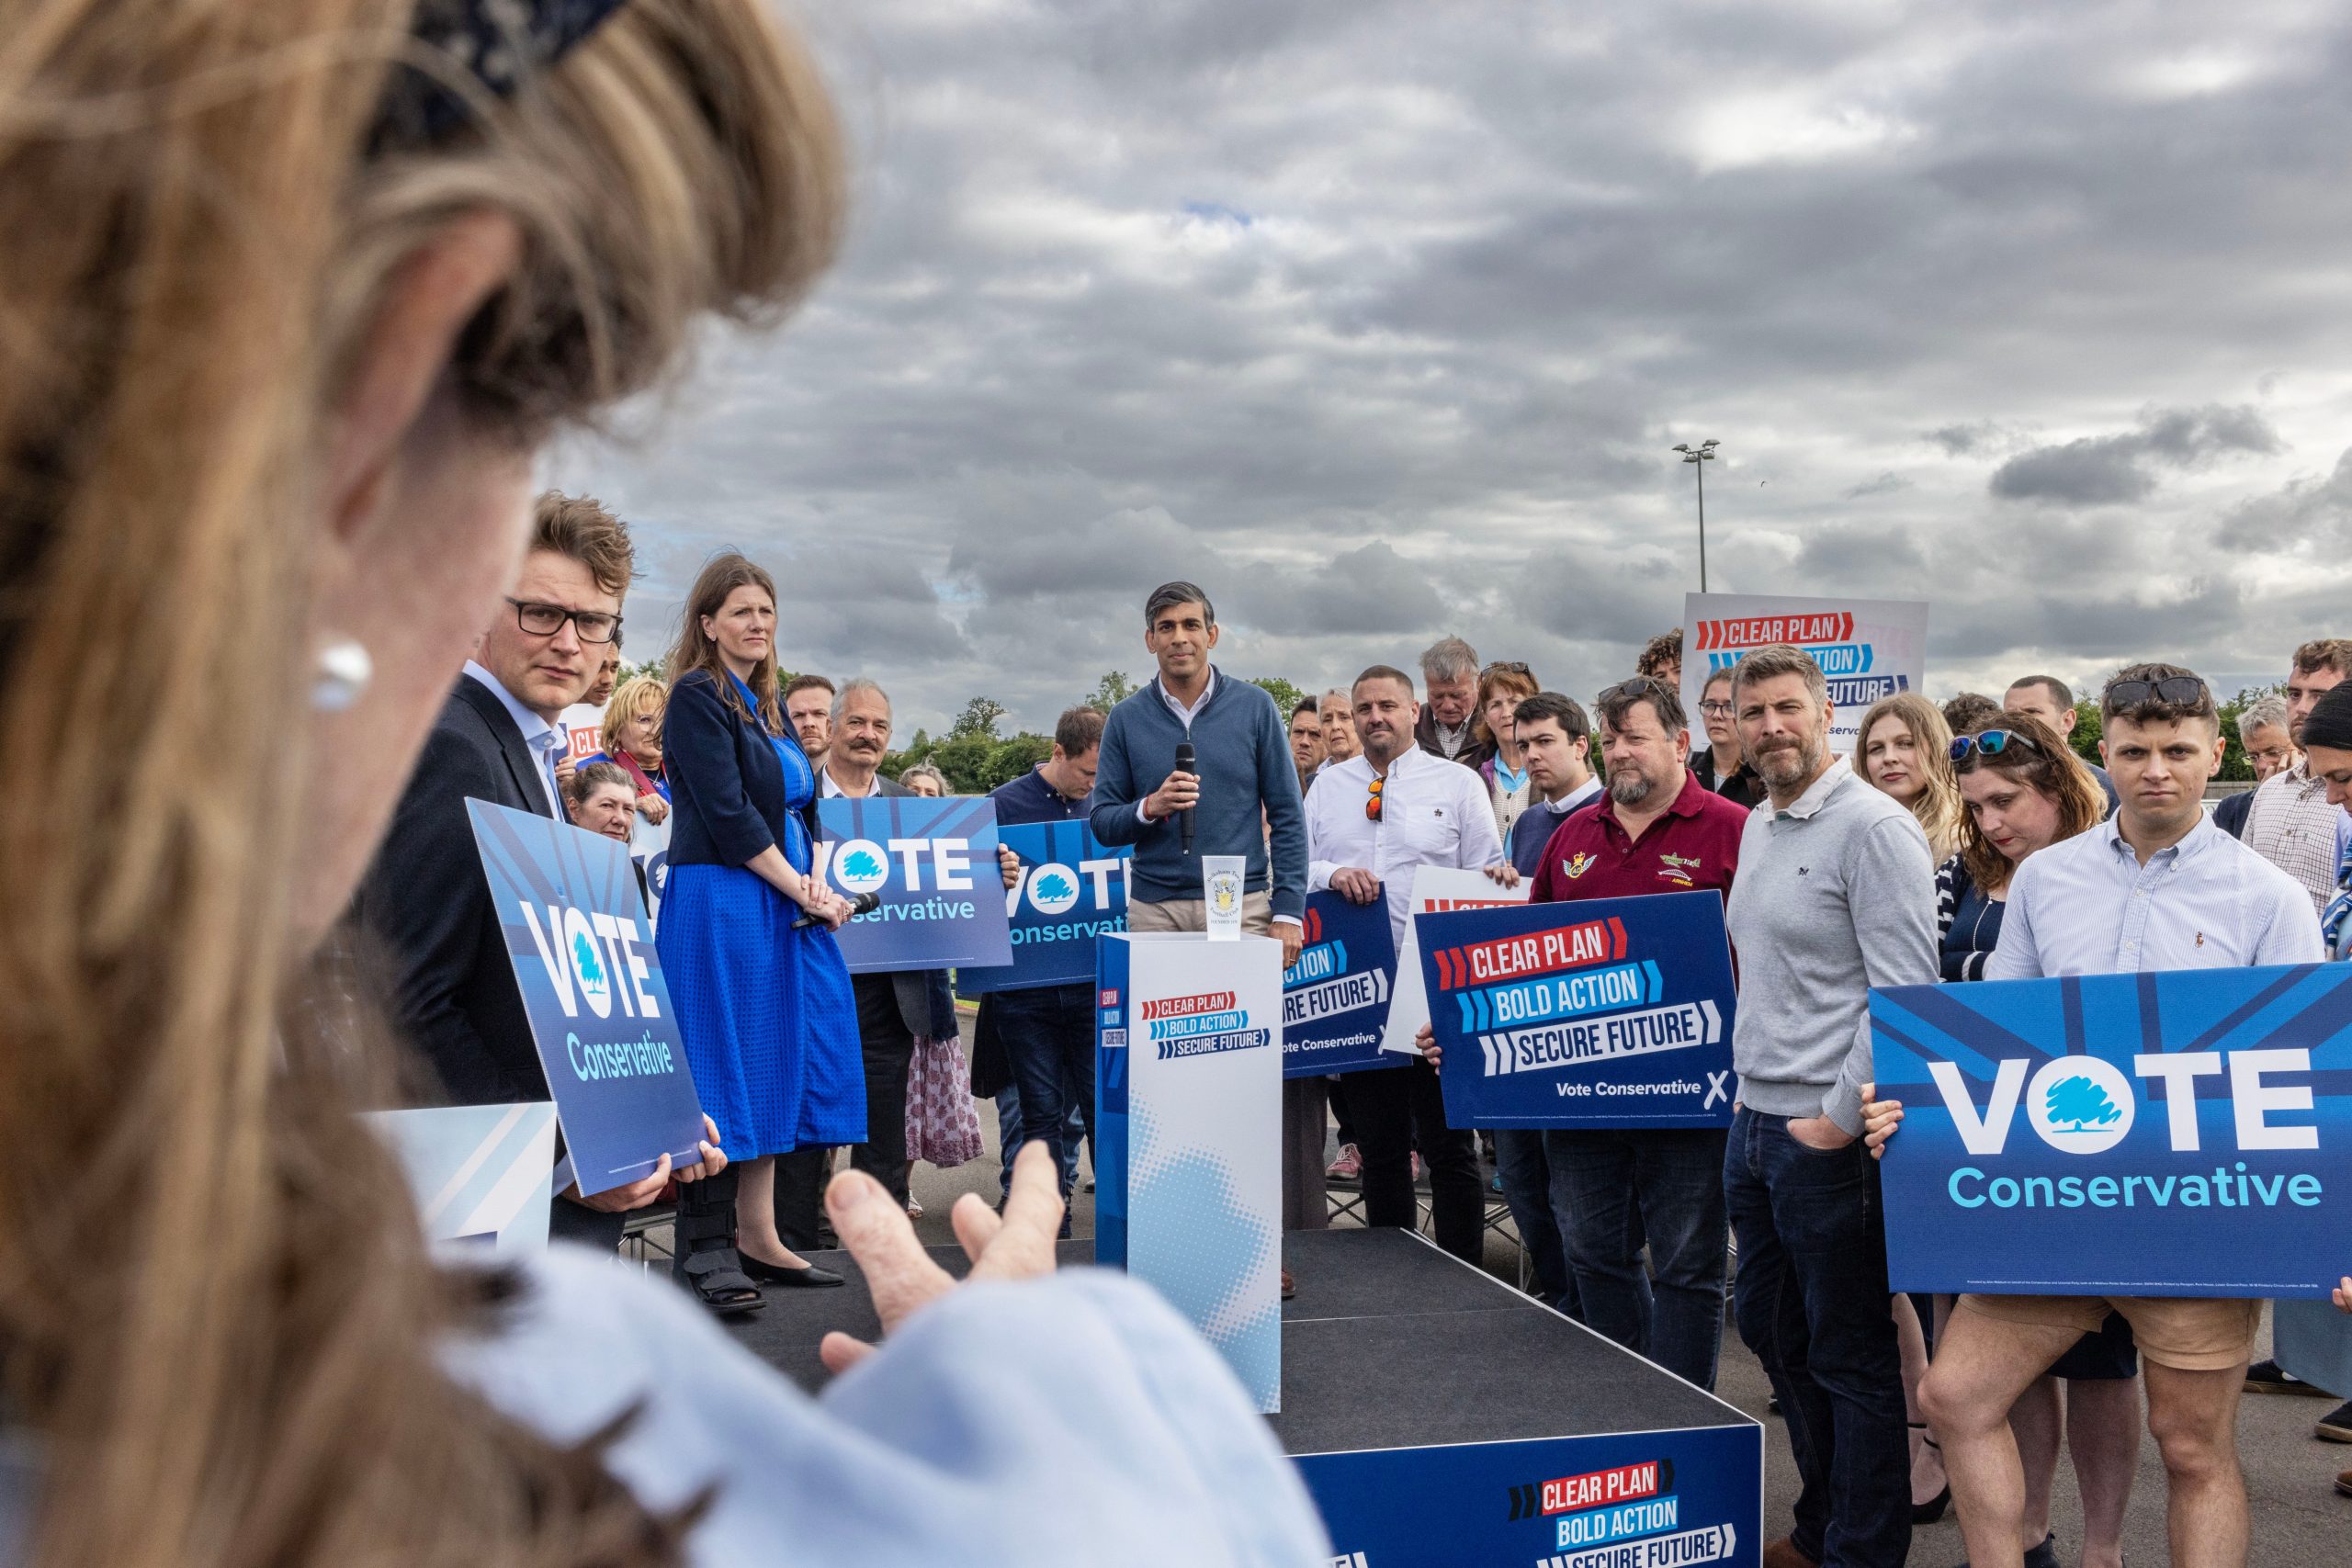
[556,0,2352,738]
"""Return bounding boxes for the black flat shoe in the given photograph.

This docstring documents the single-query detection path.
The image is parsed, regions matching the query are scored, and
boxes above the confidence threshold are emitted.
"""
[741,1254,843,1288]
[1911,1483,1951,1525]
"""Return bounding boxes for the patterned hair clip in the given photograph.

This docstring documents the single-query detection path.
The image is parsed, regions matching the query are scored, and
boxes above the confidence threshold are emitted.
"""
[370,0,630,150]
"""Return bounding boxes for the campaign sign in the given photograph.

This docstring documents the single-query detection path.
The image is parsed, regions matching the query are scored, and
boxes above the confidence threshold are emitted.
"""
[1283,890,1405,1078]
[1302,1424,1759,1568]
[1380,864,1530,1054]
[1420,891,1738,1129]
[1871,963,2352,1297]
[1681,592,1929,754]
[1097,931,1283,1412]
[956,819,1130,996]
[368,1102,560,1253]
[467,801,705,1194]
[814,795,1012,974]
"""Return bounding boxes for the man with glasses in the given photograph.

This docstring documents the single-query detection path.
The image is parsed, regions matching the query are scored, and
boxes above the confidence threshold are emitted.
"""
[355,491,672,1248]
[2242,639,2352,911]
[1304,664,1511,1262]
[1873,666,2317,1568]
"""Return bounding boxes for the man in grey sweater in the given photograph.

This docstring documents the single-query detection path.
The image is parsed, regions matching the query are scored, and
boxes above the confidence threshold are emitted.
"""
[1721,645,1939,1568]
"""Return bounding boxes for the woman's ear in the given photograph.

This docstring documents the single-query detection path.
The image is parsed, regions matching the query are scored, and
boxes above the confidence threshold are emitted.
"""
[322,212,524,548]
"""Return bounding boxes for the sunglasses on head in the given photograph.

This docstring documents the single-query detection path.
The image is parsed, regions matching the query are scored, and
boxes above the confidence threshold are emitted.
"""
[1950,728,2042,763]
[1599,677,1665,705]
[2106,675,2210,709]
[1365,775,1384,822]
[1483,660,1532,677]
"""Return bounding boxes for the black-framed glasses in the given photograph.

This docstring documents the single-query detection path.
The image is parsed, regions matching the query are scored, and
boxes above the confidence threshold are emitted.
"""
[1698,699,1735,717]
[506,597,621,645]
[2106,675,2209,709]
[1950,728,2042,763]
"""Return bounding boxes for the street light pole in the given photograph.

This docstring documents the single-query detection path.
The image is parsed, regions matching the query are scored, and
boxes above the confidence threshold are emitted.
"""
[1671,439,1720,592]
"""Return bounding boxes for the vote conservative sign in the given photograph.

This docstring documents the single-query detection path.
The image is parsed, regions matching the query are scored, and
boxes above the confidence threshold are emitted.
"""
[956,819,1130,996]
[1680,592,1929,755]
[1871,963,2352,1297]
[467,800,706,1195]
[1282,890,1404,1078]
[815,795,1012,974]
[1419,891,1738,1130]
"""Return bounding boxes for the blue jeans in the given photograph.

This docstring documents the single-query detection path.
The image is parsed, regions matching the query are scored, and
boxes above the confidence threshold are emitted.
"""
[985,985,1094,1198]
[1545,1127,1727,1389]
[1493,1129,1575,1313]
[1724,1109,1909,1568]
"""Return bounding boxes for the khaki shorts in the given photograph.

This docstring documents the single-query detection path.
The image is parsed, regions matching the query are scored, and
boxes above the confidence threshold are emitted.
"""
[1956,1292,2261,1372]
[1126,891,1273,936]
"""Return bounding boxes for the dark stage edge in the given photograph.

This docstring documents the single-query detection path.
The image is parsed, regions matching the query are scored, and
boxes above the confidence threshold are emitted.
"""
[723,1227,1752,1455]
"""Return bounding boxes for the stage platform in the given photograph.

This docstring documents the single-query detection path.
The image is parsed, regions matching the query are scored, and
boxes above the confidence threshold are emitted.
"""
[727,1226,1760,1567]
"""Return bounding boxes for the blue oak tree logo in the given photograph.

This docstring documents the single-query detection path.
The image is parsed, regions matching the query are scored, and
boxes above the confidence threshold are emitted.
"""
[1027,865,1081,915]
[830,837,891,896]
[2044,1074,2122,1133]
[571,930,609,1004]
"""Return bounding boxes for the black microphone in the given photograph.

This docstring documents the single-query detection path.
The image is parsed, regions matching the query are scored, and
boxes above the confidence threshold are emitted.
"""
[1173,741,1195,853]
[794,890,880,930]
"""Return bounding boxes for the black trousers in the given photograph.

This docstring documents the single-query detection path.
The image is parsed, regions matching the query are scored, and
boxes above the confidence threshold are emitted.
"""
[1347,1057,1484,1261]
[549,1195,626,1250]
[775,976,917,1247]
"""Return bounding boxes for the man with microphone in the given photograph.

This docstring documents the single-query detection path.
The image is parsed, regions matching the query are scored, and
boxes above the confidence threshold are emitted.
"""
[1091,582,1314,1261]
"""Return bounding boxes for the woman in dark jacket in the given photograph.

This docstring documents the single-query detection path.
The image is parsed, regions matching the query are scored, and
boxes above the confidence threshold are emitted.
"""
[658,554,860,1297]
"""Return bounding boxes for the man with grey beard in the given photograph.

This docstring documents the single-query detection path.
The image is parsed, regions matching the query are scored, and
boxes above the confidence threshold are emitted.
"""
[1721,645,1938,1568]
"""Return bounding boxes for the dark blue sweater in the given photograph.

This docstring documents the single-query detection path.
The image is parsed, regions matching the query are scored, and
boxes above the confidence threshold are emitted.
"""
[1088,670,1306,918]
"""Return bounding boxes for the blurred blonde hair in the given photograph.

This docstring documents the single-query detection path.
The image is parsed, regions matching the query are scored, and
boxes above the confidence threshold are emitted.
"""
[0,3,842,1566]
[1857,693,1962,861]
[603,672,669,762]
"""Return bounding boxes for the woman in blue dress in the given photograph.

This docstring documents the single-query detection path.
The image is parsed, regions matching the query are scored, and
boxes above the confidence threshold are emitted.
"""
[659,552,863,1290]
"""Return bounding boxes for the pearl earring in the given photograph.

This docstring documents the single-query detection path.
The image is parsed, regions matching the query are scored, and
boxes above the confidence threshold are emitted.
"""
[311,637,374,712]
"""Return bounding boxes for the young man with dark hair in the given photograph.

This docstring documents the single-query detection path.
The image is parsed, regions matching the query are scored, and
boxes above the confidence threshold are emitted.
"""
[1290,696,1326,790]
[1305,664,1510,1262]
[1637,627,1683,691]
[1524,676,1750,1388]
[1722,644,1939,1568]
[783,671,835,769]
[2005,673,2120,813]
[1873,664,2318,1568]
[983,705,1108,1212]
[1942,691,2006,739]
[2243,638,2352,910]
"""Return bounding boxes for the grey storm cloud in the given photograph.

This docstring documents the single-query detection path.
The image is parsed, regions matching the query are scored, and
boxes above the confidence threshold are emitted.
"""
[1990,405,2284,507]
[557,1,2352,735]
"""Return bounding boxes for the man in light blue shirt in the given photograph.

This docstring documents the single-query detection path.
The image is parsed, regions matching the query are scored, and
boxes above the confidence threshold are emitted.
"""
[1904,666,2320,1568]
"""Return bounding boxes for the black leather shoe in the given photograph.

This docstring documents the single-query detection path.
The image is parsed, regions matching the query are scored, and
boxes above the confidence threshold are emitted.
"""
[741,1254,844,1288]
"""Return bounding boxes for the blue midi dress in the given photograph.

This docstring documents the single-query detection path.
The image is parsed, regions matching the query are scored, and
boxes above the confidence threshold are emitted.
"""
[657,670,863,1158]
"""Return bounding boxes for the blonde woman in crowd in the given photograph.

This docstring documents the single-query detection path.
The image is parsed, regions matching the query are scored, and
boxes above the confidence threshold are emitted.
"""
[0,5,1325,1566]
[1858,692,1965,861]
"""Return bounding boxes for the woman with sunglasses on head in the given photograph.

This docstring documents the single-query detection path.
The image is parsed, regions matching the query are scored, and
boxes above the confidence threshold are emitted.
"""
[0,5,1328,1566]
[1857,693,1965,863]
[1933,713,2140,1568]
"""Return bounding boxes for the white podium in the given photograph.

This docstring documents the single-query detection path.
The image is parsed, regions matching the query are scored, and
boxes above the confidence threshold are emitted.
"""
[1095,931,1284,1412]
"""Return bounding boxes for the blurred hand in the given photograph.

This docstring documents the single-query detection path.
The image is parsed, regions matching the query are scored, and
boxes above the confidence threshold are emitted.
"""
[1146,771,1199,820]
[2332,1274,2349,1314]
[1415,1021,1441,1067]
[673,1114,728,1183]
[802,886,853,931]
[637,792,668,825]
[1860,1084,1903,1161]
[1330,867,1379,905]
[1787,1113,1857,1153]
[565,1159,672,1213]
[554,753,577,789]
[1484,862,1521,888]
[820,1141,1065,1374]
[1278,922,1303,969]
[998,843,1020,889]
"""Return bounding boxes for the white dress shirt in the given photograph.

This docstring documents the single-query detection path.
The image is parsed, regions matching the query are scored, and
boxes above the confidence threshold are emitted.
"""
[463,660,565,818]
[1304,746,1505,947]
[1988,810,2323,979]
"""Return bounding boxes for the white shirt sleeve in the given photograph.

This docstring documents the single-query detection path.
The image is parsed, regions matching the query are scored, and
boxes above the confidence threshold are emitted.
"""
[1984,858,2046,981]
[1304,775,1339,892]
[2253,873,2328,966]
[1453,767,1506,870]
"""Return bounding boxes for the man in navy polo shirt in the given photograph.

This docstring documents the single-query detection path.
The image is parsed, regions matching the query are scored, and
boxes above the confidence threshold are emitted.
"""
[985,705,1106,1206]
[1528,675,1750,1389]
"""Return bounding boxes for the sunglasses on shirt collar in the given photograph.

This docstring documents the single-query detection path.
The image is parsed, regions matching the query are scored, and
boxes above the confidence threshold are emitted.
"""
[1366,775,1384,821]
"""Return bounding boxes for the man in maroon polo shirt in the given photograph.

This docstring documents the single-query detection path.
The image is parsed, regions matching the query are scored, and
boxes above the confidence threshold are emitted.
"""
[1531,675,1750,1389]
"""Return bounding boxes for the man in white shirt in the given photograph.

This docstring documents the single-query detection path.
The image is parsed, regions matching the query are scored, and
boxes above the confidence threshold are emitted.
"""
[1304,664,1510,1260]
[1883,665,2322,1568]
[2243,638,2352,909]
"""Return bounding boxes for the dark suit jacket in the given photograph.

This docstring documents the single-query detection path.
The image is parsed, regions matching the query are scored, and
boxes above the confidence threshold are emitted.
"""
[662,668,820,870]
[2213,786,2255,840]
[1414,705,1495,773]
[834,770,959,1042]
[353,677,555,1105]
